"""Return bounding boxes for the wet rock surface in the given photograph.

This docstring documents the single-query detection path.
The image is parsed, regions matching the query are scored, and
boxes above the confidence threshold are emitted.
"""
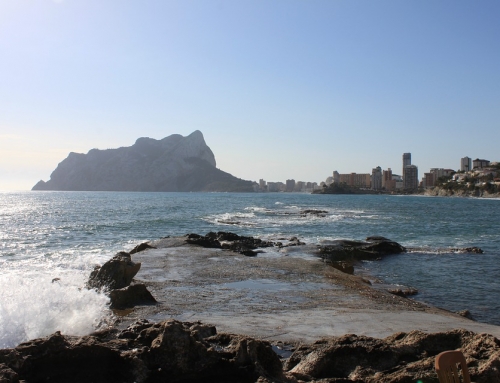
[127,234,500,343]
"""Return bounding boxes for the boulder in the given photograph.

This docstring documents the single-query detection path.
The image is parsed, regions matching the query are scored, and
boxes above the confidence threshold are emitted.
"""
[317,238,406,263]
[87,252,141,291]
[109,284,157,309]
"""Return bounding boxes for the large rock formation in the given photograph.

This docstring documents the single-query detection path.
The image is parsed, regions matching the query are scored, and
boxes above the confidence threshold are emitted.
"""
[32,131,255,192]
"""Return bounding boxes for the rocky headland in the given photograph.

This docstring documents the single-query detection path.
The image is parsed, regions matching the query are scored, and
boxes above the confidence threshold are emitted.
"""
[422,186,500,198]
[32,131,255,192]
[2,233,500,383]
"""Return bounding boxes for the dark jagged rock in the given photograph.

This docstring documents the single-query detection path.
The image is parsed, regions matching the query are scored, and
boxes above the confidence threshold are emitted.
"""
[32,131,255,192]
[300,210,328,217]
[130,242,156,255]
[317,238,406,263]
[0,363,18,383]
[186,232,277,256]
[284,329,500,383]
[87,252,157,310]
[186,233,222,248]
[109,284,157,309]
[388,287,418,297]
[457,310,474,320]
[453,247,484,254]
[87,252,141,291]
[3,324,500,383]
[0,320,286,383]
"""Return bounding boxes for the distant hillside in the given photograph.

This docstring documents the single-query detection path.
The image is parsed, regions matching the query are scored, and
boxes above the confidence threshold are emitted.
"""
[32,131,255,192]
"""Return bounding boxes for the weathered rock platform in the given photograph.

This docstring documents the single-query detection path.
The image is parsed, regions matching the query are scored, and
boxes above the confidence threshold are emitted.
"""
[2,233,499,383]
[124,235,500,342]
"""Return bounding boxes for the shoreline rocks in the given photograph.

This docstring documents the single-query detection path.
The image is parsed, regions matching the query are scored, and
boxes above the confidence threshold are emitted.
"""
[2,322,500,382]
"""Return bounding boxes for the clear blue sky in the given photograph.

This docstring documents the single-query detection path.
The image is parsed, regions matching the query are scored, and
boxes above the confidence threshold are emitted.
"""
[1,0,499,190]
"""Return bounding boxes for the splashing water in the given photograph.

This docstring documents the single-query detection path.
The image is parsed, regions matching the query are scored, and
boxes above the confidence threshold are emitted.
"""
[0,271,111,349]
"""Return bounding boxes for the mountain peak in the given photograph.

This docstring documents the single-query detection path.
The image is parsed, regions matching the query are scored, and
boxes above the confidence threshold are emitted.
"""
[32,131,253,192]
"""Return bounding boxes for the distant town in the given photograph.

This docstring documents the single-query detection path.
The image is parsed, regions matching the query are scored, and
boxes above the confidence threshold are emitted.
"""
[254,154,500,194]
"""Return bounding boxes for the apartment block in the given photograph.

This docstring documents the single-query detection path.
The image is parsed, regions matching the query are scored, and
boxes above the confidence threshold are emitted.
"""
[403,165,419,190]
[382,168,392,189]
[423,172,435,188]
[460,157,472,172]
[371,166,382,190]
[473,158,490,169]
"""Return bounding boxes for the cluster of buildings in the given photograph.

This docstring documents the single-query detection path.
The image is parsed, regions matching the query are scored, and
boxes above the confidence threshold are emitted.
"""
[255,179,320,193]
[323,152,418,192]
[255,154,497,193]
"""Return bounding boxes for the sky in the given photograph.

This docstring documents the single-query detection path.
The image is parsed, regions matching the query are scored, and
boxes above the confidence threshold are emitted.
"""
[1,0,499,190]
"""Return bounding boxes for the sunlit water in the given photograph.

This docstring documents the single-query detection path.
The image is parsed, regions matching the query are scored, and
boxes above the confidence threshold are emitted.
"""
[1,191,499,348]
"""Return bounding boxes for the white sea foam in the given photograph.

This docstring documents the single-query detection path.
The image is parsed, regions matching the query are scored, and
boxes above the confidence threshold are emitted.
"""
[0,254,113,349]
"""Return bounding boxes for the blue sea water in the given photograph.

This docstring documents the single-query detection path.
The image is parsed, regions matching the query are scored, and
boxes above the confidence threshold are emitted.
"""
[1,191,499,348]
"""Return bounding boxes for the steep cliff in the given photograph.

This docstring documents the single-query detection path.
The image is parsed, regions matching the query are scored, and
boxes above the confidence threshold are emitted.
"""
[32,131,255,192]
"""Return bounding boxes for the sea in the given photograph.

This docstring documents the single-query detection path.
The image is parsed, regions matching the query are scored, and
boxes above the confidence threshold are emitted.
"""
[1,191,499,349]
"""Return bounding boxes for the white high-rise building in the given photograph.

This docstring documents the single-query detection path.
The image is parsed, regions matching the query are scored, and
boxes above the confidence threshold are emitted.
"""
[460,157,472,172]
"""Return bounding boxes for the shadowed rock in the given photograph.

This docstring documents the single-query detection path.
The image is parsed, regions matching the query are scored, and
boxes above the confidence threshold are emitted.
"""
[186,232,277,256]
[109,284,157,309]
[317,238,406,263]
[3,324,500,382]
[388,287,418,297]
[0,320,286,383]
[284,329,500,383]
[87,252,141,291]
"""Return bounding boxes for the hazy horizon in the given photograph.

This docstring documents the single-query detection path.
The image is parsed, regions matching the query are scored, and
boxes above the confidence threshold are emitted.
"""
[1,0,499,190]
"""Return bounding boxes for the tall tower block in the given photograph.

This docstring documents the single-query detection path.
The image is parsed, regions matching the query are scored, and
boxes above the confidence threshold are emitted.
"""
[402,153,411,175]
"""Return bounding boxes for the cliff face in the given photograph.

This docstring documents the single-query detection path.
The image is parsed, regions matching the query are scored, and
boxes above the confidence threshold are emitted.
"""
[32,131,255,192]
